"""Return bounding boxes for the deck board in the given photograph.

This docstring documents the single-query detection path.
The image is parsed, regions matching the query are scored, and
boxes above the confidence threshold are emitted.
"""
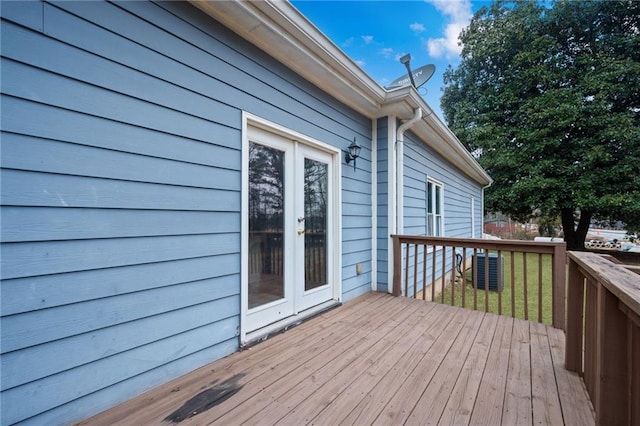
[468,315,513,426]
[501,318,532,425]
[530,321,564,425]
[80,293,594,426]
[437,313,497,425]
[404,309,484,425]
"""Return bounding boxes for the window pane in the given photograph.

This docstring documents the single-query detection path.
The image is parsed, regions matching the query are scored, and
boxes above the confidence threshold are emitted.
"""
[304,158,328,291]
[436,215,442,236]
[427,213,434,235]
[427,182,433,213]
[435,185,441,214]
[248,142,285,309]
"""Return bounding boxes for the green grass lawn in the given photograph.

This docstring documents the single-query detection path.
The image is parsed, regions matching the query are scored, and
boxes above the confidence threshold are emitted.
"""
[435,252,554,325]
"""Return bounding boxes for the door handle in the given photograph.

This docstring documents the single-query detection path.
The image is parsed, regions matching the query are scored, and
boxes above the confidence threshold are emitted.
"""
[297,229,306,235]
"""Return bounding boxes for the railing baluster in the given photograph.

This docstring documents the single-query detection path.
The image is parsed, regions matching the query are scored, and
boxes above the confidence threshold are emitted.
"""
[538,253,543,323]
[422,244,427,301]
[461,247,467,309]
[431,245,436,301]
[523,252,528,321]
[450,246,456,306]
[404,242,410,297]
[511,251,516,318]
[473,248,478,311]
[413,243,419,299]
[441,245,446,304]
[552,243,566,330]
[484,250,489,312]
[497,249,503,316]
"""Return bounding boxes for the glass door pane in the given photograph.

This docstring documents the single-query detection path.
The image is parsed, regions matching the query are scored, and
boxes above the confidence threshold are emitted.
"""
[303,157,328,291]
[248,142,285,309]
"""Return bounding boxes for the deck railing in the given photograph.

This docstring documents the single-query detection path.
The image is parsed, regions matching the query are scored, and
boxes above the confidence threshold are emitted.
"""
[391,235,566,329]
[565,251,640,425]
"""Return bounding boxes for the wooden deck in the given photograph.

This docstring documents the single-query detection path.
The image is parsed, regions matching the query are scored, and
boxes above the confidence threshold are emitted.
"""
[81,292,594,425]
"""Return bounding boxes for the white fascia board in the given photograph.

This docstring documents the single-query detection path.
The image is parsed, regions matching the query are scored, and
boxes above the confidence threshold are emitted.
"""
[190,0,385,117]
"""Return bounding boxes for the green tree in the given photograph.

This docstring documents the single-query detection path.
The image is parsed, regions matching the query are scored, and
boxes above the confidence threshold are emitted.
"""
[442,0,640,250]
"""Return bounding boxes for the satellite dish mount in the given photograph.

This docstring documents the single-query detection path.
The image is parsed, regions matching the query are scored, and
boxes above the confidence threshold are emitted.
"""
[399,54,416,88]
[386,55,436,91]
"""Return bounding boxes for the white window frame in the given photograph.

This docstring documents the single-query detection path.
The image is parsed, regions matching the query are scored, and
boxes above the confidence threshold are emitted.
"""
[426,178,444,237]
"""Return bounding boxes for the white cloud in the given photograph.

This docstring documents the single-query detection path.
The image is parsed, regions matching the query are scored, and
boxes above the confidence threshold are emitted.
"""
[355,59,366,68]
[342,37,355,48]
[425,0,473,58]
[410,22,426,34]
[379,47,395,58]
[362,35,374,44]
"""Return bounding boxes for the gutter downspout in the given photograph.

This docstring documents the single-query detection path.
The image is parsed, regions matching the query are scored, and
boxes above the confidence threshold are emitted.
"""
[395,107,422,234]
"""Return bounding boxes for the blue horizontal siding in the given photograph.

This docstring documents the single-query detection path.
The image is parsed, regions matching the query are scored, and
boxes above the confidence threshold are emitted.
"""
[1,274,239,353]
[1,0,374,423]
[1,255,239,316]
[1,233,239,280]
[3,314,239,426]
[403,132,484,239]
[2,95,241,166]
[23,338,239,426]
[1,291,238,391]
[1,207,239,242]
[1,169,240,211]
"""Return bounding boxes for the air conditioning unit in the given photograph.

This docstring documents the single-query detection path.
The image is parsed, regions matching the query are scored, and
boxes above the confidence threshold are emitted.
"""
[474,253,504,292]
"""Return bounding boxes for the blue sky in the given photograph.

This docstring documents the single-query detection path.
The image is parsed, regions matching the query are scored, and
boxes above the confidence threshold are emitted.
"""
[291,0,490,121]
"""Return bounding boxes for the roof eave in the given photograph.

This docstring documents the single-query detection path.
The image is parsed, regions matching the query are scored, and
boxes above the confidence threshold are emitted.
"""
[190,0,385,117]
[189,0,492,186]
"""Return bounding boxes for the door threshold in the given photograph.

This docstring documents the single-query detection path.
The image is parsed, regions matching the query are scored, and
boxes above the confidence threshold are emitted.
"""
[242,299,341,348]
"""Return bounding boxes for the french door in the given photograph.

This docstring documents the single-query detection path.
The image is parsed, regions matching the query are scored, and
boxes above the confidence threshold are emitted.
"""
[246,127,335,333]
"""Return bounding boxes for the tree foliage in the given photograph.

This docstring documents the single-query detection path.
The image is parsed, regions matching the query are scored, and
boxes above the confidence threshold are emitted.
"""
[441,0,640,249]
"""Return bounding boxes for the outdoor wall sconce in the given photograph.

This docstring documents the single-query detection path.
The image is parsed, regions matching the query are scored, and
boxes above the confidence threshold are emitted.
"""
[345,138,362,171]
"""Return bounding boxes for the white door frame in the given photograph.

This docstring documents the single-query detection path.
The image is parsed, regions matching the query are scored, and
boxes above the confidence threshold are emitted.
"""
[240,112,342,345]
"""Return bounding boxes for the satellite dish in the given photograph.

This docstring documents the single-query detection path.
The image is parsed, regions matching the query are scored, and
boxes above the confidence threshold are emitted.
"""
[386,64,436,90]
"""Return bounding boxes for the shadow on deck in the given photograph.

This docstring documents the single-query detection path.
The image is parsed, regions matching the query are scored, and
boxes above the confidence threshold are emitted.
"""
[80,292,594,425]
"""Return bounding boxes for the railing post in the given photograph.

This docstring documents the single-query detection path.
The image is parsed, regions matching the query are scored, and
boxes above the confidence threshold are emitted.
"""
[392,235,401,296]
[565,256,584,372]
[552,243,566,330]
[595,283,629,425]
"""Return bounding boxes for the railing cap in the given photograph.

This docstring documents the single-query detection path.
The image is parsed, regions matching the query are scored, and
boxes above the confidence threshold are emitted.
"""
[390,235,566,254]
[569,251,640,317]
